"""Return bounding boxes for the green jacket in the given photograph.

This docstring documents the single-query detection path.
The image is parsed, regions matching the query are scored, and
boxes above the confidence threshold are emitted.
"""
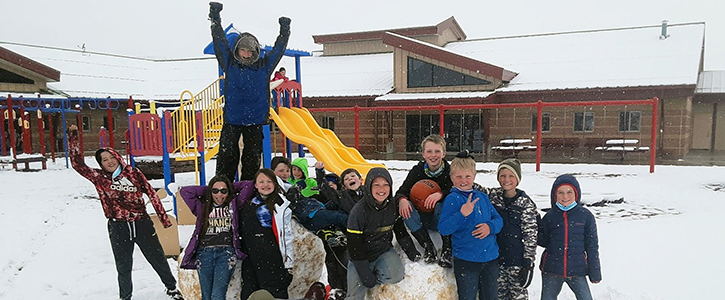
[289,157,319,197]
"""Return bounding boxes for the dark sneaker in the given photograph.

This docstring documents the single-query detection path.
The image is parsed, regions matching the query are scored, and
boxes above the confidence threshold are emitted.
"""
[438,249,453,268]
[328,288,347,300]
[165,288,184,300]
[304,282,327,300]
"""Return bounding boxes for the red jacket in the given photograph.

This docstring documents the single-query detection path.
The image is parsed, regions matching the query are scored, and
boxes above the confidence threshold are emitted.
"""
[272,71,289,82]
[69,131,171,227]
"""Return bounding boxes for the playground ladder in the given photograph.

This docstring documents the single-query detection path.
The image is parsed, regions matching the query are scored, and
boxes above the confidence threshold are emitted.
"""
[169,77,224,162]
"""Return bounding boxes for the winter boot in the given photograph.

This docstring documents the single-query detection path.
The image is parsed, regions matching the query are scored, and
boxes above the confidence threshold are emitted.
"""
[412,229,438,264]
[304,282,327,300]
[328,288,347,300]
[438,235,453,268]
[165,287,184,300]
[397,232,422,262]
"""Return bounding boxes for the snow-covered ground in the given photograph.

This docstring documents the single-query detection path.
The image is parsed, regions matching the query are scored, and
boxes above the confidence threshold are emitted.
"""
[1,157,723,299]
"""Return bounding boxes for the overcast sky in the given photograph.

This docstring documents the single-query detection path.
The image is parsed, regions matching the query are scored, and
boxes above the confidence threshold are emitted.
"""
[2,0,724,69]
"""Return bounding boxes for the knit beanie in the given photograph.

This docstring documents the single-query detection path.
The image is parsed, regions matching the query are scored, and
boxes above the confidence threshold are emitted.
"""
[324,173,341,189]
[550,174,582,208]
[497,158,522,183]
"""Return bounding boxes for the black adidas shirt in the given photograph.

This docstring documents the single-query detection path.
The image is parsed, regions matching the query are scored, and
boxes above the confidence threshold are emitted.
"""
[199,204,233,247]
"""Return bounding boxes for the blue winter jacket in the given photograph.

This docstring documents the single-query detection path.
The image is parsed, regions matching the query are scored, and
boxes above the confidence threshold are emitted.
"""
[439,188,503,263]
[538,174,602,282]
[211,22,289,125]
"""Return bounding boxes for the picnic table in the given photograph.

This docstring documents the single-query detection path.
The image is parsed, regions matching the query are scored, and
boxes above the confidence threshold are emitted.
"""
[0,154,47,171]
[595,139,649,160]
[492,138,536,158]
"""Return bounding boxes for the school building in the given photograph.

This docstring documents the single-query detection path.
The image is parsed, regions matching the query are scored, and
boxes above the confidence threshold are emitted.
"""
[295,18,724,163]
[2,18,723,164]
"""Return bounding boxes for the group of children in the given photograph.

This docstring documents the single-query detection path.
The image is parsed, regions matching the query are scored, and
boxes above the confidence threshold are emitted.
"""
[65,2,601,299]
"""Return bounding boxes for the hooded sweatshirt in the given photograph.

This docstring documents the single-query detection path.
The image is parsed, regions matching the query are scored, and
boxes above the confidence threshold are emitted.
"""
[347,168,409,262]
[538,174,601,282]
[211,21,289,126]
[69,130,171,227]
[289,158,319,197]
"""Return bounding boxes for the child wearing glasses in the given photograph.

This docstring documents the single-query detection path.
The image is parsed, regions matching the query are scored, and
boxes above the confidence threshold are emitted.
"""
[179,175,255,300]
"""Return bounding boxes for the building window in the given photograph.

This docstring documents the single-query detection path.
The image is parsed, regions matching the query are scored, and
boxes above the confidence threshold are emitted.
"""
[407,57,491,88]
[573,112,594,132]
[531,113,551,132]
[81,116,91,132]
[618,111,641,132]
[102,116,117,132]
[321,116,335,131]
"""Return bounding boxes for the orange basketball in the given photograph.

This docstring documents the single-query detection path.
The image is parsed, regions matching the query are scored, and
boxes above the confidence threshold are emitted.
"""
[409,179,442,213]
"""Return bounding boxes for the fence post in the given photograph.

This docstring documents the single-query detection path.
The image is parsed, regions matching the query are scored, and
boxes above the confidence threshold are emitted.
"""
[439,104,445,137]
[354,105,360,150]
[650,97,658,173]
[0,108,5,156]
[536,100,543,172]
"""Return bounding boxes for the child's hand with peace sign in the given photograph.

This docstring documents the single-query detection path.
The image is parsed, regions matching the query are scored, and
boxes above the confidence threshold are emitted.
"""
[460,192,479,217]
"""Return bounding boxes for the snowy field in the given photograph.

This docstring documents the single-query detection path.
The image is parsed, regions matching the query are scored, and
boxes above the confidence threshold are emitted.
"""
[1,156,724,300]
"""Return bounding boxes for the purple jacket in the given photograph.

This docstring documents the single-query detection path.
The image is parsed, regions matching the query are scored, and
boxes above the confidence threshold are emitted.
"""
[180,180,255,269]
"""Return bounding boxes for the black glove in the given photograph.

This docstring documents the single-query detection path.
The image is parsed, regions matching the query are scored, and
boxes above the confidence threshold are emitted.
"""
[352,260,377,288]
[519,259,534,288]
[279,16,291,34]
[295,180,307,189]
[285,185,304,205]
[209,2,223,21]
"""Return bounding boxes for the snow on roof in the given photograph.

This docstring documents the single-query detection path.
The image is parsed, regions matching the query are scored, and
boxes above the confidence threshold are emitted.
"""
[696,70,725,94]
[1,44,218,100]
[376,91,494,101]
[296,52,393,97]
[445,23,705,92]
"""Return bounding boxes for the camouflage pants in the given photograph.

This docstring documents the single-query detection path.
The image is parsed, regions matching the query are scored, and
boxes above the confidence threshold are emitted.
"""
[498,265,529,300]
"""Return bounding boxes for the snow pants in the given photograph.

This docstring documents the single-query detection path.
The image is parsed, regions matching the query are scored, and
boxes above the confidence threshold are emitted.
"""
[216,123,263,181]
[108,216,177,300]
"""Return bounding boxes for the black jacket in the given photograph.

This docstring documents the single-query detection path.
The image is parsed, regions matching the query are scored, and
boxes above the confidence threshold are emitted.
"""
[394,160,453,202]
[346,168,409,262]
[316,167,364,214]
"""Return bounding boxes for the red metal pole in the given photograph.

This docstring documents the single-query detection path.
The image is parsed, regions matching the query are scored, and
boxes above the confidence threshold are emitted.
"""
[48,114,56,162]
[650,97,658,173]
[0,108,5,156]
[107,102,115,148]
[37,110,47,169]
[438,104,445,137]
[536,100,543,172]
[354,105,360,150]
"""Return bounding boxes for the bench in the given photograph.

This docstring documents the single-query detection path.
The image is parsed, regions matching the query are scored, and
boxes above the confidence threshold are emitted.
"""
[12,155,47,171]
[540,138,580,156]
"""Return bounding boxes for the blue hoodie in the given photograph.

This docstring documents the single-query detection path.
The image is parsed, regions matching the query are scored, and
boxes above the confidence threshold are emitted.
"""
[439,187,503,263]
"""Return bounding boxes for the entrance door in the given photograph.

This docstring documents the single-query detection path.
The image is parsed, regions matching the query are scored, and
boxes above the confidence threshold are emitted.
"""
[445,113,483,153]
[692,103,713,150]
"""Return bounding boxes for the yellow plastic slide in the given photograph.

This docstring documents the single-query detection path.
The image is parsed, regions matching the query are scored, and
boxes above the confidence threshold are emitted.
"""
[269,107,385,177]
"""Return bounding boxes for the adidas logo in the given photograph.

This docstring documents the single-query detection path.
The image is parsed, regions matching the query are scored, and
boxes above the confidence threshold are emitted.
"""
[110,177,138,192]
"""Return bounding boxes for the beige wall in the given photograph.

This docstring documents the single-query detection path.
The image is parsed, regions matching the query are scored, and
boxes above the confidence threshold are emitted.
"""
[660,97,692,159]
[321,35,439,56]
